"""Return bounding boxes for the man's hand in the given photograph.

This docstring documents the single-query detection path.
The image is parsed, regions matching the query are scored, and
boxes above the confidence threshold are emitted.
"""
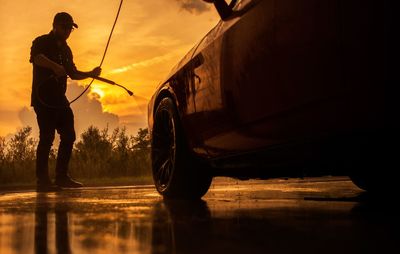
[90,66,102,77]
[53,64,67,77]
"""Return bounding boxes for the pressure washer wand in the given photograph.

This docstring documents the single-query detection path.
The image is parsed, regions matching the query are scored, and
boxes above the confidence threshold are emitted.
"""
[90,76,134,96]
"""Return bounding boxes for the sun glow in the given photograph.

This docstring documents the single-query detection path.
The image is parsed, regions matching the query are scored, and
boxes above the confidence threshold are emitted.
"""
[90,85,105,99]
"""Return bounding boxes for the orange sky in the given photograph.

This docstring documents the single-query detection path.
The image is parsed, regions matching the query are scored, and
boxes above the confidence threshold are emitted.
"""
[0,0,219,138]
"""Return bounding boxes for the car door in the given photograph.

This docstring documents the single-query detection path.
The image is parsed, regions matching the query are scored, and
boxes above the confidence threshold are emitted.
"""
[185,0,272,157]
[188,0,278,157]
[186,0,350,158]
[178,21,227,157]
[219,0,345,149]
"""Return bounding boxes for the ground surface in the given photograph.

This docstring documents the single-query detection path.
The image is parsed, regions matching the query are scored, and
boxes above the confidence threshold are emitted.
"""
[0,177,396,254]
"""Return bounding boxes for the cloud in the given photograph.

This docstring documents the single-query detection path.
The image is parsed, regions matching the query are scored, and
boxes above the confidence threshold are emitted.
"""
[69,82,120,138]
[18,107,38,135]
[107,51,180,75]
[175,0,211,14]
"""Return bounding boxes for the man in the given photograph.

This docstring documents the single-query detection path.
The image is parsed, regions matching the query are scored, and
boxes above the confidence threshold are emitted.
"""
[30,12,101,191]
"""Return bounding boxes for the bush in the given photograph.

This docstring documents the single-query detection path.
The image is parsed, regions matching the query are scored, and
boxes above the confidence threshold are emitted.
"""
[71,126,151,179]
[0,125,151,186]
[0,127,37,184]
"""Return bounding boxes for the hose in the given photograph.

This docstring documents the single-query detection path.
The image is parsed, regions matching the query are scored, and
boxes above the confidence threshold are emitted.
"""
[69,0,124,104]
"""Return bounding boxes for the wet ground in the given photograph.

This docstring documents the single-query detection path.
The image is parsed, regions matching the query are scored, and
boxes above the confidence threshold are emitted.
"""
[0,177,396,254]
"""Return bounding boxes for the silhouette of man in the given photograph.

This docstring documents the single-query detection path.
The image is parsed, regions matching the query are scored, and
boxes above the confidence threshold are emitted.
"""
[30,12,101,191]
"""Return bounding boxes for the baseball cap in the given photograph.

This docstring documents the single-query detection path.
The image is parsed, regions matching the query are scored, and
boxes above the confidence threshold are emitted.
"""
[53,12,78,29]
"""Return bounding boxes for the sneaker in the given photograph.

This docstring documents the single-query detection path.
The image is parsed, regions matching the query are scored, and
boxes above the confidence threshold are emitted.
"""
[55,175,83,188]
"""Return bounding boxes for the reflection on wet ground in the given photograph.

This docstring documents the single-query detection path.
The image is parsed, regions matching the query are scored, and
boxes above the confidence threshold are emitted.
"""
[0,177,397,254]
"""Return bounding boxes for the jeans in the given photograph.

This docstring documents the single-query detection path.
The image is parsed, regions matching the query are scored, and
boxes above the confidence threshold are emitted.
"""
[34,106,76,180]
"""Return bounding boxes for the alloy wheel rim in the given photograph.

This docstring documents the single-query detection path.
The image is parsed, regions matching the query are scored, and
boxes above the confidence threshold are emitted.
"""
[152,108,176,192]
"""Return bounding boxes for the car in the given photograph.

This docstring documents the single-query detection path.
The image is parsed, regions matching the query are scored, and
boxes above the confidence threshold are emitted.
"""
[148,0,396,199]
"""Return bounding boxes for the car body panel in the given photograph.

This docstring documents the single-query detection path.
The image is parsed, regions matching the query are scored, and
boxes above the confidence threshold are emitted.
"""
[149,0,389,173]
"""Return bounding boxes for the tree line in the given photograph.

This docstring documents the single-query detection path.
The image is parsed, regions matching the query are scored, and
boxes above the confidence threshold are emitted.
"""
[0,126,151,185]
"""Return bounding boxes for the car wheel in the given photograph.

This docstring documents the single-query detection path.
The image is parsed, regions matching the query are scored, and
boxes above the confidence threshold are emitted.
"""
[151,97,212,199]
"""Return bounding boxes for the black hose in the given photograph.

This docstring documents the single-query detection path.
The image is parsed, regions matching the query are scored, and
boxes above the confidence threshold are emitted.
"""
[69,0,124,104]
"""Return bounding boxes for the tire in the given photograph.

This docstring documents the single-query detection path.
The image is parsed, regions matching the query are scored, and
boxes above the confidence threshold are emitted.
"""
[151,97,212,199]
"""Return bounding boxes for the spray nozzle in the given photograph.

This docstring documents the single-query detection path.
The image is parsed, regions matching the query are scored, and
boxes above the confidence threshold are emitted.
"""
[90,75,134,96]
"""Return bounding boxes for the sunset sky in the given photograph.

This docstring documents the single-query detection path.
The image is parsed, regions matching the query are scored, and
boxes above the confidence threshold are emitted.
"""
[0,0,219,138]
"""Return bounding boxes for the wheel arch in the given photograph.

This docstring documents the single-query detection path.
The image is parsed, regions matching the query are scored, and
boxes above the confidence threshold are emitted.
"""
[153,86,178,118]
[152,81,190,144]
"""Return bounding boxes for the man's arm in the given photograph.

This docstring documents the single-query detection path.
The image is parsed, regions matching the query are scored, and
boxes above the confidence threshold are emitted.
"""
[33,54,67,77]
[33,54,101,80]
